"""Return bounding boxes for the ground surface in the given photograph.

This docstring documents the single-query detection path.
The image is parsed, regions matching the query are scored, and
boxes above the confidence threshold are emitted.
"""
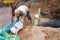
[0,1,60,40]
[18,26,60,40]
[0,7,12,26]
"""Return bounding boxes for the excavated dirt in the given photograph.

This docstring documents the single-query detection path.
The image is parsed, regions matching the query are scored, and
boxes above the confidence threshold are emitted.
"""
[18,26,60,40]
[16,1,60,40]
[0,0,60,40]
[29,1,60,18]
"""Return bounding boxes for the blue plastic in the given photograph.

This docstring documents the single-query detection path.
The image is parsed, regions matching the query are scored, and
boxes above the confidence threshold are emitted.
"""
[2,22,16,33]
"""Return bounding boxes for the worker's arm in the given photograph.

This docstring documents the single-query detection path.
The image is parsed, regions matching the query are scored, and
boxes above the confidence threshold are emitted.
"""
[26,11,33,24]
[14,9,20,22]
[26,11,32,20]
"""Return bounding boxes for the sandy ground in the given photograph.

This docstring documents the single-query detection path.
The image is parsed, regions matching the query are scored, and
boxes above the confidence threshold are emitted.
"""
[18,26,60,40]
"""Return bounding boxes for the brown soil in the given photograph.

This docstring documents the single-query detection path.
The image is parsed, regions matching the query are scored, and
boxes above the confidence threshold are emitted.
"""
[18,26,60,40]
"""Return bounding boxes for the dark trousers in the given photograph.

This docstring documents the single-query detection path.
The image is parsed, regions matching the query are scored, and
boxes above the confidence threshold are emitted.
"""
[26,11,31,20]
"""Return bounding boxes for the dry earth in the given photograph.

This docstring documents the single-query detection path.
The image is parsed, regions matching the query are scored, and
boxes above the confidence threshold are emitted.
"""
[18,26,60,40]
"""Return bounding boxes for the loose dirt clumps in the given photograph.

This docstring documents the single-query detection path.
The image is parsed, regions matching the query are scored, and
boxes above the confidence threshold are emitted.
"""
[18,26,60,40]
